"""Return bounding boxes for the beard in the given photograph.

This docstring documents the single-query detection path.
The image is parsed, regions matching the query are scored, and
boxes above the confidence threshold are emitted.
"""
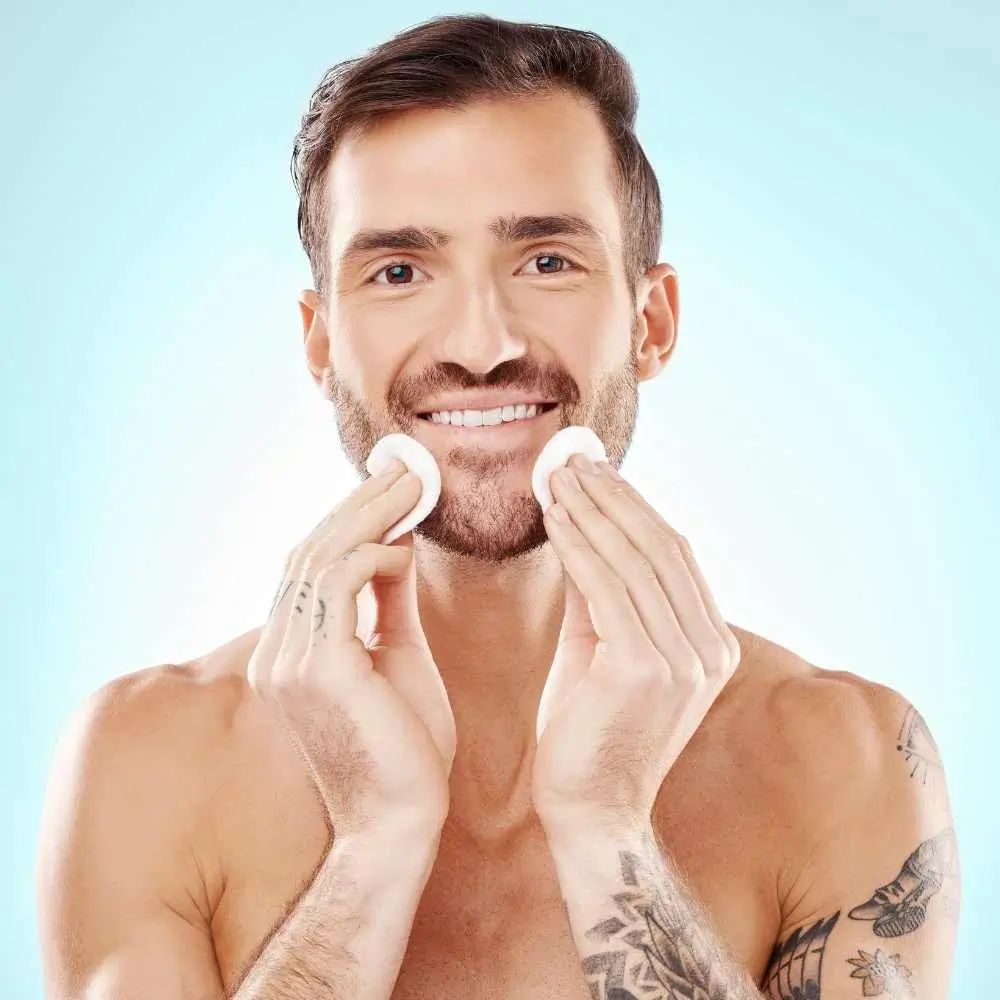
[325,326,640,564]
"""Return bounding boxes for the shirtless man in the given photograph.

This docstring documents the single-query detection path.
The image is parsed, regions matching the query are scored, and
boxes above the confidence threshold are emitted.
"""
[36,14,961,1000]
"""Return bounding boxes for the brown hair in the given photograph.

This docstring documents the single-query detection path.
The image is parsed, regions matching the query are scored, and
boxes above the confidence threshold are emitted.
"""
[290,14,663,301]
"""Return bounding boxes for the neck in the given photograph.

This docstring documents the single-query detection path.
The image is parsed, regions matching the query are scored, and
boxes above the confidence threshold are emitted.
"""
[413,535,567,839]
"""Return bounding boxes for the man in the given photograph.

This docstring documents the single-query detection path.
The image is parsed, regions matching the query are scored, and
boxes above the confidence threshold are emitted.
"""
[37,14,960,1000]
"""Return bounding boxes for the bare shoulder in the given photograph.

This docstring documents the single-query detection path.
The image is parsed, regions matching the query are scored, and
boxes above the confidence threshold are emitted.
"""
[724,625,947,839]
[42,626,268,858]
[37,627,271,992]
[729,625,923,764]
[62,625,264,765]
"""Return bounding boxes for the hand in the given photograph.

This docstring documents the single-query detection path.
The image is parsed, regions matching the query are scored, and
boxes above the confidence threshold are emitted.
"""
[532,456,741,831]
[248,462,456,837]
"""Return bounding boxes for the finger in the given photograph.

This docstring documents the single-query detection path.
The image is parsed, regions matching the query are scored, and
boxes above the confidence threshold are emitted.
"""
[368,531,428,650]
[588,463,735,654]
[674,534,742,672]
[559,463,723,676]
[366,533,456,766]
[536,573,593,743]
[275,541,414,688]
[295,459,410,560]
[303,471,422,572]
[250,468,418,693]
[549,470,699,681]
[543,500,654,666]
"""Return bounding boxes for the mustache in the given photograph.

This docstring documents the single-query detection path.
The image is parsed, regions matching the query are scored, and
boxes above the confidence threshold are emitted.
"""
[392,360,580,414]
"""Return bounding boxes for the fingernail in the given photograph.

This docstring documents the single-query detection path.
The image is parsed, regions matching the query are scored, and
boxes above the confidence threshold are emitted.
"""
[547,502,571,524]
[557,466,582,491]
[572,455,599,475]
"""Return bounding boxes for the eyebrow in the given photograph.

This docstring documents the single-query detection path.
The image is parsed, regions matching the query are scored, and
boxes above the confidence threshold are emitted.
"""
[337,213,605,271]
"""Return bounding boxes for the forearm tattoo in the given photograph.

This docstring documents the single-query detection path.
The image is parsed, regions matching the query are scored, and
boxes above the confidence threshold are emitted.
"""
[577,829,758,1000]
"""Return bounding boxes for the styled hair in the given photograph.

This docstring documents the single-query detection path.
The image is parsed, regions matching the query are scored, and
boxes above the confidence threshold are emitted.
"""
[290,14,663,299]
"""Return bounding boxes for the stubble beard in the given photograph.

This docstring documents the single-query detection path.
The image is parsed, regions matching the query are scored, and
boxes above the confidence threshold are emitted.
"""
[326,330,640,564]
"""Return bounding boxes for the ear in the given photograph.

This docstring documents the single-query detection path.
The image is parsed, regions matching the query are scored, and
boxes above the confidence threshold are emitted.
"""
[299,289,330,389]
[633,263,679,383]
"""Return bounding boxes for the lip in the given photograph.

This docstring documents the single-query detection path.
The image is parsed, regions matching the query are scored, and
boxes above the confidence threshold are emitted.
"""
[414,393,557,415]
[413,403,559,445]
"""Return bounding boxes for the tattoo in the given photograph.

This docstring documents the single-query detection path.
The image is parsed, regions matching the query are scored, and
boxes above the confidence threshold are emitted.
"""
[849,829,960,936]
[896,705,942,787]
[579,830,753,999]
[763,913,840,1000]
[847,948,915,997]
[292,581,312,614]
[311,596,328,639]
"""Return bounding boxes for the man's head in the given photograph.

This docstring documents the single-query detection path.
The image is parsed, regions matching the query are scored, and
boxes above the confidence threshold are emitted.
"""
[291,14,678,563]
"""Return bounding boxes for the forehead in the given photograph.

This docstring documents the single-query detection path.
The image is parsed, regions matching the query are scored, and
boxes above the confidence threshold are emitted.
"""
[325,91,622,254]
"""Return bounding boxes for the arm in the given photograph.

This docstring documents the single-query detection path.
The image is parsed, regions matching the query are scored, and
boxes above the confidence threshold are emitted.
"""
[760,694,960,1000]
[37,672,227,999]
[541,690,960,1000]
[37,670,443,1000]
[545,823,762,999]
[230,822,441,1000]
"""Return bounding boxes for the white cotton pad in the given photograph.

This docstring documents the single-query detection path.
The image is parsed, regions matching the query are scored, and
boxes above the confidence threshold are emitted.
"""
[365,433,442,545]
[531,425,608,513]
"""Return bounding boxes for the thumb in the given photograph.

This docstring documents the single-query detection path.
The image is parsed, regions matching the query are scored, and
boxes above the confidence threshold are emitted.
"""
[367,534,457,766]
[558,572,597,646]
[368,532,429,650]
[536,572,596,743]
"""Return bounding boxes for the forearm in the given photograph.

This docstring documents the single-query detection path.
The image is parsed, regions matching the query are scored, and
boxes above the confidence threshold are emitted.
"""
[231,821,442,1000]
[544,821,763,1000]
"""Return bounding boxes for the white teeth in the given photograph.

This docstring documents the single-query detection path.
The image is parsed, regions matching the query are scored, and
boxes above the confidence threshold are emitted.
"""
[424,403,548,427]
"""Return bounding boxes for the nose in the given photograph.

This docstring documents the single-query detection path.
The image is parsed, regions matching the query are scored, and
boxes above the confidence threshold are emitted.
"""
[430,282,527,374]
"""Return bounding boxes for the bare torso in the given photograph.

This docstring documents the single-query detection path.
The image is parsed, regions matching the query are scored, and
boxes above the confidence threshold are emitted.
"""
[149,623,848,998]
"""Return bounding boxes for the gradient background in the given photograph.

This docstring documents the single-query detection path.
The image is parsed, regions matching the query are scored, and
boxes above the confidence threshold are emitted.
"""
[2,1,996,996]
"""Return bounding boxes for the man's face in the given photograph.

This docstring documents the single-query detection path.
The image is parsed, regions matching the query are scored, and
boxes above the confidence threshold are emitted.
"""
[307,90,665,563]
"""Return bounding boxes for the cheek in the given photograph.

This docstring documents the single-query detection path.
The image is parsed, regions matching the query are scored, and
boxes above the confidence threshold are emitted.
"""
[328,302,419,379]
[527,291,631,373]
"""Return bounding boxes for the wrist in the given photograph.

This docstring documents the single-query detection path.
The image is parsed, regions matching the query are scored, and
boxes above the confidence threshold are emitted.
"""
[541,813,656,878]
[537,804,652,850]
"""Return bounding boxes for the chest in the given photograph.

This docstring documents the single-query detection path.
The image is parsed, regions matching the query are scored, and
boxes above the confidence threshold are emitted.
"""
[208,736,779,998]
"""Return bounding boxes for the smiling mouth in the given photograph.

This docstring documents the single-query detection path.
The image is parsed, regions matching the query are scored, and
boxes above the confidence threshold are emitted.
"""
[416,402,559,428]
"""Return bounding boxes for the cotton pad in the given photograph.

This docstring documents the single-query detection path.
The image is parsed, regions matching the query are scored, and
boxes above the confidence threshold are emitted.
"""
[365,433,442,545]
[531,425,609,513]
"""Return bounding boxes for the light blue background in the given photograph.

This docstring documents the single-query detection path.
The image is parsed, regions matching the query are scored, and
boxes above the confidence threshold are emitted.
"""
[2,2,996,996]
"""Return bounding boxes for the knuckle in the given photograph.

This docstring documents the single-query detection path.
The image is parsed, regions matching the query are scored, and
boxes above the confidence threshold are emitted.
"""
[630,556,660,586]
[683,650,706,678]
[661,532,684,559]
[705,636,731,667]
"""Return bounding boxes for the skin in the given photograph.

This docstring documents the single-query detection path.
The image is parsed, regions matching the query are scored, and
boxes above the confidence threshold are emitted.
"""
[37,89,960,1000]
[299,90,676,826]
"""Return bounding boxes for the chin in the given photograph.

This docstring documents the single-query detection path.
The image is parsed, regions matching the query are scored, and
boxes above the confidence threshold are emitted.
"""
[415,494,550,562]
